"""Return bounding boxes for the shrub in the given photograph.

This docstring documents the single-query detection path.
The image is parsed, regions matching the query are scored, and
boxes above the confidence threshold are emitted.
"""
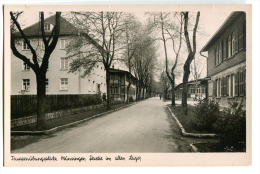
[213,100,246,147]
[190,99,220,132]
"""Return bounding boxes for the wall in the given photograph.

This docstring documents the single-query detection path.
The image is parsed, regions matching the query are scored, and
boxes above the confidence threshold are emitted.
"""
[11,36,106,95]
[207,13,246,77]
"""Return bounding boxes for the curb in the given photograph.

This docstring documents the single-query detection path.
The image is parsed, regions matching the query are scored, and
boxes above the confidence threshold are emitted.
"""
[11,102,137,136]
[167,106,216,138]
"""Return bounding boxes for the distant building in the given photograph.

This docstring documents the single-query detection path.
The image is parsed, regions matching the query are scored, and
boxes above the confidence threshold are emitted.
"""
[200,12,246,108]
[173,79,207,100]
[109,68,137,101]
[11,15,107,95]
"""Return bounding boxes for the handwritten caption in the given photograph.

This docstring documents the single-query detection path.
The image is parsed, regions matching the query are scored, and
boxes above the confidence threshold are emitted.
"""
[11,155,141,163]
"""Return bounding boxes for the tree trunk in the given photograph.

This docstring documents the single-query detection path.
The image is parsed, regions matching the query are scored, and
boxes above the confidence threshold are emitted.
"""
[182,62,190,115]
[139,84,142,100]
[171,74,175,106]
[36,73,46,131]
[126,75,131,103]
[142,87,145,99]
[106,71,111,109]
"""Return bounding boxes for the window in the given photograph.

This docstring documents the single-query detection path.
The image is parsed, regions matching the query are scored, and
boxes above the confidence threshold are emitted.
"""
[219,43,222,63]
[44,24,50,31]
[239,24,244,51]
[60,78,68,90]
[23,62,30,70]
[217,78,221,97]
[231,32,235,56]
[215,46,219,65]
[196,88,201,94]
[191,88,195,94]
[22,79,30,91]
[93,81,95,92]
[23,40,30,50]
[88,79,91,92]
[228,36,231,58]
[60,58,68,70]
[202,88,205,93]
[60,39,66,49]
[46,79,49,91]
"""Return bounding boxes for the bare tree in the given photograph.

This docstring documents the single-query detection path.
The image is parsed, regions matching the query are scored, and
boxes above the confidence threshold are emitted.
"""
[66,12,126,109]
[158,12,183,106]
[10,12,61,130]
[190,55,205,99]
[182,12,200,115]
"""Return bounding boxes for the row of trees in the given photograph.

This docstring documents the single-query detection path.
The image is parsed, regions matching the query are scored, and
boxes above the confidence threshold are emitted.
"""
[152,12,201,115]
[10,11,158,130]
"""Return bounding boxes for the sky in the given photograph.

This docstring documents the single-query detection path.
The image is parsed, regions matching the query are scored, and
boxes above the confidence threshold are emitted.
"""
[15,10,231,85]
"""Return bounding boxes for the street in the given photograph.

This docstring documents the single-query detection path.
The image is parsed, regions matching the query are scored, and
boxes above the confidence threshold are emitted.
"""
[12,97,205,153]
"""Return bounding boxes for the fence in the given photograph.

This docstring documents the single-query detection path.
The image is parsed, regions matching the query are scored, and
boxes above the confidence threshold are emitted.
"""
[11,94,102,119]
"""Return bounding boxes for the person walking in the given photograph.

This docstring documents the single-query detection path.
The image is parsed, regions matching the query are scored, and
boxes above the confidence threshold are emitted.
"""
[160,95,161,100]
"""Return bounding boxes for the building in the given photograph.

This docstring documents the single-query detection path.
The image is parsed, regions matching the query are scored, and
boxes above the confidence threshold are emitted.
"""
[109,68,137,101]
[11,15,107,95]
[200,12,246,108]
[173,79,207,100]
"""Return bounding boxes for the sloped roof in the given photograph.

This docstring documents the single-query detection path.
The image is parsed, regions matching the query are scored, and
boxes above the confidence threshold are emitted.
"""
[200,11,245,52]
[14,14,78,37]
[109,68,137,80]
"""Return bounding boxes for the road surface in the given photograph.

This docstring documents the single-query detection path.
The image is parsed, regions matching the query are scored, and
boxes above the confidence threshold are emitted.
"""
[12,97,208,153]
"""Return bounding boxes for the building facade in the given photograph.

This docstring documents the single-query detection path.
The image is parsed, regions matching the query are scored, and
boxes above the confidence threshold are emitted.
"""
[174,79,207,100]
[200,12,246,108]
[109,68,137,101]
[11,15,107,96]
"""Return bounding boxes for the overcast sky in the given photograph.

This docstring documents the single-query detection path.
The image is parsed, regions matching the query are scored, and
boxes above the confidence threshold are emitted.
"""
[16,10,231,84]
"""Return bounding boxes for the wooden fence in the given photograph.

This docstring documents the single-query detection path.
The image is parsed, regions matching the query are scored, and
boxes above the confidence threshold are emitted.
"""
[11,94,101,119]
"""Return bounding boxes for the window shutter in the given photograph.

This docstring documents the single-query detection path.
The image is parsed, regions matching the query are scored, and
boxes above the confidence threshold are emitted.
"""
[243,22,246,49]
[223,39,226,60]
[214,48,216,66]
[239,24,244,51]
[221,77,224,97]
[213,80,216,97]
[224,76,227,96]
[226,76,229,96]
[234,28,238,53]
[239,71,244,96]
[235,72,239,96]
[219,43,222,63]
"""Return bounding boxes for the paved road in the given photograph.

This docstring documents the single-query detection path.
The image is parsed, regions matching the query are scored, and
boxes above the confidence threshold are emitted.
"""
[12,97,207,153]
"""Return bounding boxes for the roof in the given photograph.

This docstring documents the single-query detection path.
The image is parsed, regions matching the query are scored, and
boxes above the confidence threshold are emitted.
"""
[109,68,137,80]
[174,78,209,89]
[200,11,245,52]
[14,15,78,37]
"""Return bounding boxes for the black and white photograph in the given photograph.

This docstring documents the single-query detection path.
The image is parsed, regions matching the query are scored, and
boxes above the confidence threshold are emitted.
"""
[3,4,252,167]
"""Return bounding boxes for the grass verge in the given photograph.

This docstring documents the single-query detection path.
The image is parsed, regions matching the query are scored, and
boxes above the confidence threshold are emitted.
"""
[12,102,131,132]
[168,104,214,134]
[194,142,246,152]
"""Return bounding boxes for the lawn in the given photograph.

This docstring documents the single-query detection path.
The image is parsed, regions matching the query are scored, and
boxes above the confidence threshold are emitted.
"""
[12,102,131,132]
[168,104,214,134]
[194,142,246,152]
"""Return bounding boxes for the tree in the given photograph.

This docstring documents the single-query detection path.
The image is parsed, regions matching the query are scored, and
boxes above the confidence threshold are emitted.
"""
[10,12,61,130]
[158,12,183,106]
[122,19,156,102]
[131,38,158,100]
[181,12,200,115]
[121,14,142,103]
[160,70,171,99]
[66,12,126,109]
[190,55,205,99]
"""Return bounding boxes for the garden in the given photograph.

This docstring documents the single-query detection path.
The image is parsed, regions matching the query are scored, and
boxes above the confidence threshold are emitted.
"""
[168,99,246,152]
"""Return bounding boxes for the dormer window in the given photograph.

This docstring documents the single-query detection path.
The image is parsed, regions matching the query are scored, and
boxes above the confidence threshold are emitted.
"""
[44,24,50,31]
